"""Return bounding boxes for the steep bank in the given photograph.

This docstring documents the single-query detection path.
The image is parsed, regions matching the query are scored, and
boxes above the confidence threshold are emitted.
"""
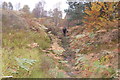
[1,9,69,78]
[64,25,119,78]
[1,9,119,78]
[47,23,119,78]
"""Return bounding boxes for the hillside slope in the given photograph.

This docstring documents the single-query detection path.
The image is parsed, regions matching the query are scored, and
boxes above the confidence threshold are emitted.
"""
[60,24,119,78]
[1,9,119,78]
[1,10,69,78]
[1,9,28,31]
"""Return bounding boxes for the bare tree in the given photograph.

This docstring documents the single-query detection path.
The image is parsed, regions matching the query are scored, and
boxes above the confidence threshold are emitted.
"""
[53,8,62,26]
[48,9,53,17]
[52,2,63,26]
[32,0,46,18]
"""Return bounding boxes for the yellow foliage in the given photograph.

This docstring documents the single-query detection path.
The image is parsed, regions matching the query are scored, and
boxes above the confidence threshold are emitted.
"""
[83,2,118,31]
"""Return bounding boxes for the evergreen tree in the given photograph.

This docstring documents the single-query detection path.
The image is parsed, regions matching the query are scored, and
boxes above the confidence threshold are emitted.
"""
[65,2,85,25]
[22,5,30,13]
[8,2,13,10]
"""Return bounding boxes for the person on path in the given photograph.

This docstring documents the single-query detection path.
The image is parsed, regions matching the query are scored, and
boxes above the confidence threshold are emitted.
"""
[62,27,68,36]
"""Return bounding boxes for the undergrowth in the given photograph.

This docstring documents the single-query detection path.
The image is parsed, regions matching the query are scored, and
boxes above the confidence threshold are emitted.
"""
[2,28,53,78]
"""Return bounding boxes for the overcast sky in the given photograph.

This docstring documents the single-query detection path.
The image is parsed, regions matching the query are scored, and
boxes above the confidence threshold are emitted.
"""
[1,0,68,18]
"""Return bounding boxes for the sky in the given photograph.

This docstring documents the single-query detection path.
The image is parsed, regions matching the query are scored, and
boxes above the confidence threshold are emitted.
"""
[1,0,68,18]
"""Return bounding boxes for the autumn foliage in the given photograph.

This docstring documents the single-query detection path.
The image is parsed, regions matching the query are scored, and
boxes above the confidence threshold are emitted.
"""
[83,2,118,31]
